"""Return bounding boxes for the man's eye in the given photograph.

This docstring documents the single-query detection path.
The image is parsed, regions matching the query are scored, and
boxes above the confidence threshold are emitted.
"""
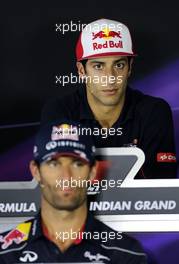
[94,64,103,70]
[47,160,59,167]
[115,63,125,69]
[73,160,85,167]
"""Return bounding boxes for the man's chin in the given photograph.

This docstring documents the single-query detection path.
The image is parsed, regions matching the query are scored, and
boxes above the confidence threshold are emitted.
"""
[55,204,79,211]
[53,196,86,211]
[99,98,121,106]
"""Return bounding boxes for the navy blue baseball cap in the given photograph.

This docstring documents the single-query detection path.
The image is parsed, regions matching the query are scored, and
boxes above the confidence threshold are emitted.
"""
[33,120,96,164]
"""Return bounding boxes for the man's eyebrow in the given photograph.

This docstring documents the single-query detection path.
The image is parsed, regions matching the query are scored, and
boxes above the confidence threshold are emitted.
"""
[115,58,127,62]
[89,59,127,64]
[72,157,84,162]
[89,60,105,64]
[46,158,56,163]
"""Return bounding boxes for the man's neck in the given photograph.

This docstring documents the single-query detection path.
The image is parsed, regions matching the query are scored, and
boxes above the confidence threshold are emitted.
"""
[87,90,125,128]
[41,200,87,252]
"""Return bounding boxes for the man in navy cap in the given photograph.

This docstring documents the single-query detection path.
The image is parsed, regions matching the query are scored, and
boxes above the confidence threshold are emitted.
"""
[0,120,147,263]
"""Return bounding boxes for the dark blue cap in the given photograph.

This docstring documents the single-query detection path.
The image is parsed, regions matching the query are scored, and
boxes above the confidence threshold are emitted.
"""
[33,120,96,164]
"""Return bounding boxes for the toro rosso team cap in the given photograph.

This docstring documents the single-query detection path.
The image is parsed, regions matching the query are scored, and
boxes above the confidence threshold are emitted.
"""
[76,18,136,61]
[33,120,96,164]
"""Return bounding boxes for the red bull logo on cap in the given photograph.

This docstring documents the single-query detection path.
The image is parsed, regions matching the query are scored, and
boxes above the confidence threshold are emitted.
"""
[0,222,31,249]
[51,124,79,141]
[92,27,123,51]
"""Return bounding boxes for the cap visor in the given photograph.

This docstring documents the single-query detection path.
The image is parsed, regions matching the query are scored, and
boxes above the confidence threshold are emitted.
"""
[78,51,137,61]
[44,152,90,164]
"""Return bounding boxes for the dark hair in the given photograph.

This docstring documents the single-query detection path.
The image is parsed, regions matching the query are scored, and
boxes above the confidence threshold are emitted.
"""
[80,59,88,70]
[34,159,40,168]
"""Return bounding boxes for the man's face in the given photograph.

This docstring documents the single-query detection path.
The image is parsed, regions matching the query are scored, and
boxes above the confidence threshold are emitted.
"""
[30,156,95,211]
[77,56,133,106]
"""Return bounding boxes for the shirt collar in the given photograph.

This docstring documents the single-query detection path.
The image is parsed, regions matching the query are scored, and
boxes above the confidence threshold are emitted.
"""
[28,211,43,242]
[28,211,100,245]
[41,217,85,245]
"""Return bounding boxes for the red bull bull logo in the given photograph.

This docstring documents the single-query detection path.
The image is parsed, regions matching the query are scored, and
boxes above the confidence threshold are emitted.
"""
[0,222,31,249]
[92,29,121,40]
[51,124,79,141]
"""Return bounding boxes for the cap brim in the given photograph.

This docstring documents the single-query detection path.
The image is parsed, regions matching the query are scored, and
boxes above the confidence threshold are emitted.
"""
[78,52,137,61]
[43,152,90,164]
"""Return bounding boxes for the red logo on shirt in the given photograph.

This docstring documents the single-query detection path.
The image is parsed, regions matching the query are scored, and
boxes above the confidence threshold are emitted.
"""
[157,153,176,162]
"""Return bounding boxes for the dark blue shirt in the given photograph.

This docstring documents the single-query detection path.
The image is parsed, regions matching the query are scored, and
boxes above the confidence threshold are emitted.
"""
[41,86,177,178]
[0,212,147,263]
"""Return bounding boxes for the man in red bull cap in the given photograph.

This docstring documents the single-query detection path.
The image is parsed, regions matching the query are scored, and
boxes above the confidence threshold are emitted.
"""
[41,18,177,179]
[0,120,147,263]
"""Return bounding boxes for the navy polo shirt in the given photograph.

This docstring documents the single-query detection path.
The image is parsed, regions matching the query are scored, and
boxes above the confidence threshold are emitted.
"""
[41,86,177,179]
[0,211,147,263]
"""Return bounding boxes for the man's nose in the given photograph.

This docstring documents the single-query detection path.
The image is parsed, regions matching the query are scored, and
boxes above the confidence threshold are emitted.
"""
[104,68,116,84]
[61,165,72,180]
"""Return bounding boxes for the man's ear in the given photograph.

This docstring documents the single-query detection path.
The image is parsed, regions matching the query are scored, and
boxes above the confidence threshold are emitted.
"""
[89,163,97,181]
[76,61,86,79]
[29,160,41,183]
[127,57,134,77]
